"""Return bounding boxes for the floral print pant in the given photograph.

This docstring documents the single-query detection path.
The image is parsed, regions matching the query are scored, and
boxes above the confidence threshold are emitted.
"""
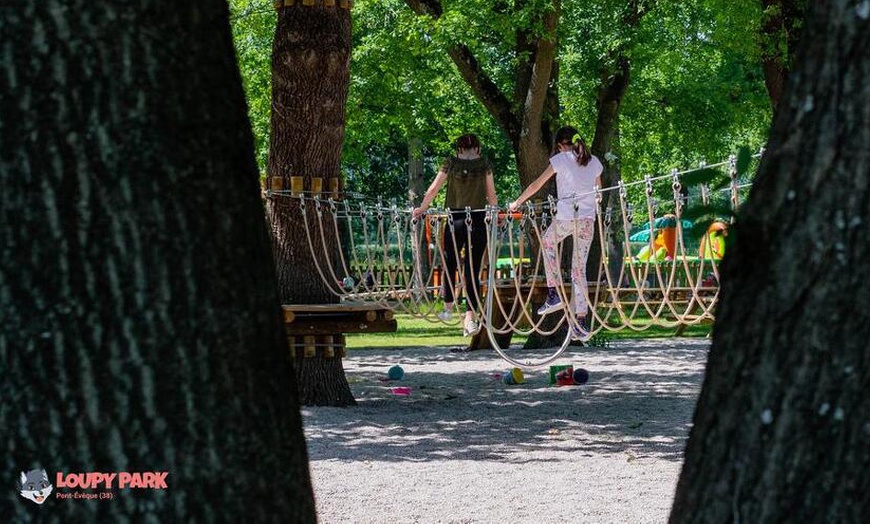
[541,218,595,314]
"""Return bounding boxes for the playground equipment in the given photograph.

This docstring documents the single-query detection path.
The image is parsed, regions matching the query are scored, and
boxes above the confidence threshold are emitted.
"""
[700,221,728,260]
[264,151,758,369]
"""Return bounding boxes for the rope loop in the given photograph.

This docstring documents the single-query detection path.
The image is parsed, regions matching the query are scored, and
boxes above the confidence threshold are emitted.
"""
[267,150,754,369]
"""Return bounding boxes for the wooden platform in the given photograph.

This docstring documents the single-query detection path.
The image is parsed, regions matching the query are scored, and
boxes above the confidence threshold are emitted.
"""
[468,280,717,349]
[282,302,397,335]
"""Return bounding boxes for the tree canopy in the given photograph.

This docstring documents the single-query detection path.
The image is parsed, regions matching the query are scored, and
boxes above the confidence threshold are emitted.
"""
[231,0,771,204]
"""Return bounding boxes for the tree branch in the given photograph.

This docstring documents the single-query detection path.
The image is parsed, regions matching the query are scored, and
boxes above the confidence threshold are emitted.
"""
[520,2,559,140]
[404,0,520,144]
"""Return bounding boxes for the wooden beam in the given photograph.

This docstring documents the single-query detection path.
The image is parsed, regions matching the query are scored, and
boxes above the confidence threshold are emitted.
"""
[284,317,397,335]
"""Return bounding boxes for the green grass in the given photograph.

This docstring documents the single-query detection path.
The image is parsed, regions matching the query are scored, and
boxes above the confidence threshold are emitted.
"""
[345,314,526,349]
[345,313,711,349]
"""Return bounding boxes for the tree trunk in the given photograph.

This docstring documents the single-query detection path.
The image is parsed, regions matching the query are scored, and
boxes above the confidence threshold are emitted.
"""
[408,137,431,278]
[408,137,426,206]
[759,0,808,109]
[267,1,355,406]
[587,56,630,286]
[670,0,869,521]
[404,0,557,186]
[0,1,316,521]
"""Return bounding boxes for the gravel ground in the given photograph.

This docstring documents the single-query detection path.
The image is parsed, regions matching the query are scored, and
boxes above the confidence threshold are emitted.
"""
[302,338,709,524]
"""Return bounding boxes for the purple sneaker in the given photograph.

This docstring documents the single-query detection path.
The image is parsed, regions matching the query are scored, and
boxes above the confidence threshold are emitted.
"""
[537,288,564,315]
[571,317,590,341]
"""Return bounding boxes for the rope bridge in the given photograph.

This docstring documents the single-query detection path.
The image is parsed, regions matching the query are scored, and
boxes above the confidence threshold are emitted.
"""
[266,151,758,367]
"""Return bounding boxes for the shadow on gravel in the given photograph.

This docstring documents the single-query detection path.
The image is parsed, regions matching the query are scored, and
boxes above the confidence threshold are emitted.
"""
[302,340,708,464]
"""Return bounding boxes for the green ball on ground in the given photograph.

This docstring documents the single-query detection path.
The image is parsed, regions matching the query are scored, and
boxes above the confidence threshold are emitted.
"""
[388,365,404,380]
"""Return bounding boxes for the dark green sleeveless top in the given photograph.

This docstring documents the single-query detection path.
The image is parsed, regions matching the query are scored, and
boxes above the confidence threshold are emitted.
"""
[442,156,493,209]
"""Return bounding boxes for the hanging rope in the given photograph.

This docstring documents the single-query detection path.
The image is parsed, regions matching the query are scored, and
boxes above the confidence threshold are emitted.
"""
[264,150,760,366]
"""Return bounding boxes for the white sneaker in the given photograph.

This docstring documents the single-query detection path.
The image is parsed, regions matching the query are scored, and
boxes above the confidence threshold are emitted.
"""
[463,318,481,337]
[437,309,453,322]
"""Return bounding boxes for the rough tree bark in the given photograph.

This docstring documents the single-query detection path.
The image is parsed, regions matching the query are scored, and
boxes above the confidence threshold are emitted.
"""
[266,1,356,406]
[0,1,316,521]
[670,0,869,521]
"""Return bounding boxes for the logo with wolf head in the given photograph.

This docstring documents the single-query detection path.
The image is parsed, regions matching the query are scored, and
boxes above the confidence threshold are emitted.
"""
[19,469,53,505]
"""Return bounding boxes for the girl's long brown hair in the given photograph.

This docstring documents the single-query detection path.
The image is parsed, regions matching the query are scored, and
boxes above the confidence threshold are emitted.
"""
[553,126,591,166]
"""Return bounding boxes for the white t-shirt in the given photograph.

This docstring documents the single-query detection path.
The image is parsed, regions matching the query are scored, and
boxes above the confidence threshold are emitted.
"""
[549,152,603,219]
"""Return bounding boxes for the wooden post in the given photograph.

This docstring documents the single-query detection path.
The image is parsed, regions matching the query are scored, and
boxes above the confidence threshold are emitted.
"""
[290,176,304,197]
[311,177,323,197]
[329,177,340,200]
[322,335,335,358]
[303,335,316,358]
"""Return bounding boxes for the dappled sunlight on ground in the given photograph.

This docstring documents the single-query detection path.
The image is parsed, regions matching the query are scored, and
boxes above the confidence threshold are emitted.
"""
[303,338,708,523]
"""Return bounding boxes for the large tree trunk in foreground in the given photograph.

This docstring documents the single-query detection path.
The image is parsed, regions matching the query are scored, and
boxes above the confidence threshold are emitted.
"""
[670,0,868,521]
[0,1,315,521]
[267,1,355,406]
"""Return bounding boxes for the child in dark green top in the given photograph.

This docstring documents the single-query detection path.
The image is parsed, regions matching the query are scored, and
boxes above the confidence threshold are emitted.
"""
[413,134,497,337]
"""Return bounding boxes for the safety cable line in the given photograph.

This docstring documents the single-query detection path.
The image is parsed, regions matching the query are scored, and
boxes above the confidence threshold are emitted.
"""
[267,151,757,368]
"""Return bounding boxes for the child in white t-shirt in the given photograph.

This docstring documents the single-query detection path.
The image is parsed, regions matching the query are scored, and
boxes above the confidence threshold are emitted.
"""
[508,126,603,340]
